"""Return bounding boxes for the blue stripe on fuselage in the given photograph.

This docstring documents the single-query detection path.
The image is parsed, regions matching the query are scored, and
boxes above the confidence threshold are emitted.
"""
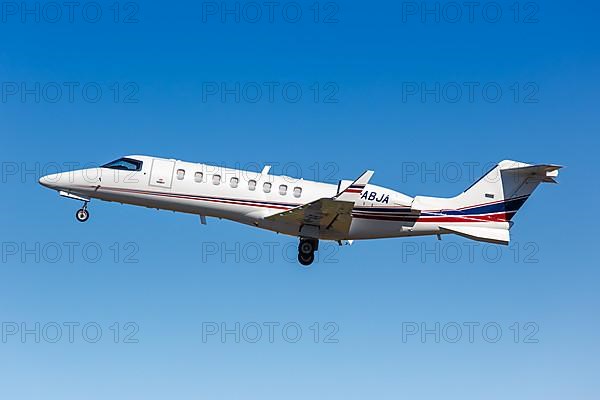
[432,195,529,216]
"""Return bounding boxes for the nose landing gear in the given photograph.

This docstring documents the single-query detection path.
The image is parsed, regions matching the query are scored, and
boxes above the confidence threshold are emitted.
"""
[298,238,319,266]
[76,203,90,223]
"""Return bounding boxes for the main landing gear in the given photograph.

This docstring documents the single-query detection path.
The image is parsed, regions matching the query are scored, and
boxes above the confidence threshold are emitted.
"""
[298,238,319,267]
[75,202,90,223]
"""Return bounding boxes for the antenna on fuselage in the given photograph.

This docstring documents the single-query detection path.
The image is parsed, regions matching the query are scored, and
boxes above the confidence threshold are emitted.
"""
[261,165,272,176]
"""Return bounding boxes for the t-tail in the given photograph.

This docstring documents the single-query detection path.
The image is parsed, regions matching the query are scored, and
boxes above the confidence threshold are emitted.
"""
[411,160,562,245]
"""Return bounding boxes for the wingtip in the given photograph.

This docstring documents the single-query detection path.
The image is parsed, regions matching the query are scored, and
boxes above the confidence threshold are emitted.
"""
[359,170,375,181]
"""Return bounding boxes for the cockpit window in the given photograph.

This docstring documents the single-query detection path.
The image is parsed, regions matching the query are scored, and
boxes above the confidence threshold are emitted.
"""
[101,158,143,171]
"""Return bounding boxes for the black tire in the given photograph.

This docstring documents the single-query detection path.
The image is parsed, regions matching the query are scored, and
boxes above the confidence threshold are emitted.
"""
[299,240,315,255]
[76,208,89,222]
[298,252,315,266]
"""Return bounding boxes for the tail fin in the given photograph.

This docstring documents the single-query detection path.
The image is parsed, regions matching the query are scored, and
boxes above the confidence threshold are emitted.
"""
[446,160,561,220]
[411,160,562,244]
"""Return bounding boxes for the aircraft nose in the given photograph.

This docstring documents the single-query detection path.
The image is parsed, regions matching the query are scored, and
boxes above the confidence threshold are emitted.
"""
[39,173,60,189]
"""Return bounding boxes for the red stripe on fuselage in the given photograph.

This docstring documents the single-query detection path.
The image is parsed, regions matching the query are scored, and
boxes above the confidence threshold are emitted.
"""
[78,185,515,223]
[88,186,295,210]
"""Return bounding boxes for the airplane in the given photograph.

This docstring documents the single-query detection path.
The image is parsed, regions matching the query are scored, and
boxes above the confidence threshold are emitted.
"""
[38,155,561,266]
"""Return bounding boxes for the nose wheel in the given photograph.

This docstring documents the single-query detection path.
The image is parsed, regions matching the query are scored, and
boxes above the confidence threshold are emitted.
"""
[298,238,318,266]
[76,203,90,223]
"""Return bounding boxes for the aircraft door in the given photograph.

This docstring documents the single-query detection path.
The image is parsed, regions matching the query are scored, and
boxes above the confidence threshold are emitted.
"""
[149,159,175,189]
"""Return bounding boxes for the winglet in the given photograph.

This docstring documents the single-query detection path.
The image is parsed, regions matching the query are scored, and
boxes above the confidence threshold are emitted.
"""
[334,170,374,203]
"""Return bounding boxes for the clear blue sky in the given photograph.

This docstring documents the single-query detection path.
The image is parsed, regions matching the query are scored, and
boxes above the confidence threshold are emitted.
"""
[1,1,598,399]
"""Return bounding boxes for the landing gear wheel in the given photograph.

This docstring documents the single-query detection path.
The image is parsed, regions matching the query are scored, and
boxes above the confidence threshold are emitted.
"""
[298,252,315,266]
[299,240,315,255]
[297,238,318,266]
[76,208,89,223]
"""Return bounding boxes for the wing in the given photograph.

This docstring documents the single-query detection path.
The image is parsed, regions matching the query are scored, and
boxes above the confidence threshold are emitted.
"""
[265,170,374,238]
[266,197,355,236]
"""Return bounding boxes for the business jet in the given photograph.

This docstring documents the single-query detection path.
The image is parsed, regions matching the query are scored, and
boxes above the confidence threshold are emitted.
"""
[38,156,561,265]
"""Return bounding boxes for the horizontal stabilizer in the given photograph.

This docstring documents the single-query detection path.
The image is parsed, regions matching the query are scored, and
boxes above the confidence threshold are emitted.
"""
[500,162,562,184]
[439,225,510,245]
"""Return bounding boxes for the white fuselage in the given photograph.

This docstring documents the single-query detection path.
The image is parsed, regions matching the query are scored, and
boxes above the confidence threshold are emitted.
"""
[40,155,560,254]
[39,155,446,241]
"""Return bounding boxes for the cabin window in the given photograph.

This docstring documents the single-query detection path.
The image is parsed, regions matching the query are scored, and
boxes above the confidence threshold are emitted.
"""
[279,185,288,196]
[176,169,185,180]
[212,175,221,185]
[248,180,257,191]
[230,177,239,188]
[263,182,272,193]
[293,187,302,198]
[194,172,203,183]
